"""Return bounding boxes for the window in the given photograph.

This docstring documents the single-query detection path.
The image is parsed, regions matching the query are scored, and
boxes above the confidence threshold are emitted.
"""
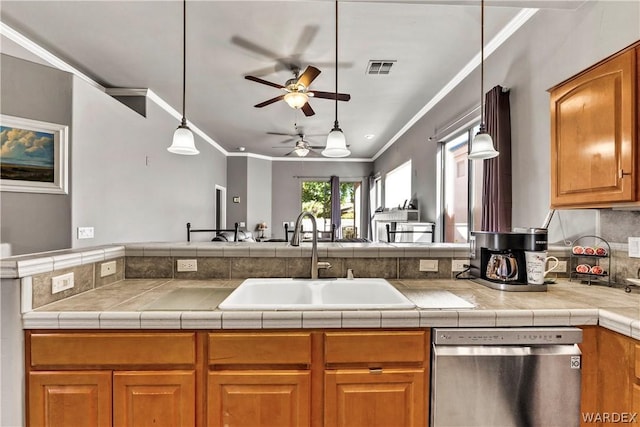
[385,160,412,209]
[441,126,483,243]
[301,180,361,238]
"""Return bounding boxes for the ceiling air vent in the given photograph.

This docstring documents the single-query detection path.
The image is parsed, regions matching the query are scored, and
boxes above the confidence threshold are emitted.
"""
[366,60,396,75]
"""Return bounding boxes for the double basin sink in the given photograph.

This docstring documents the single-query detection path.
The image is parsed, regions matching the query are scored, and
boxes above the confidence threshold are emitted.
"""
[218,278,416,311]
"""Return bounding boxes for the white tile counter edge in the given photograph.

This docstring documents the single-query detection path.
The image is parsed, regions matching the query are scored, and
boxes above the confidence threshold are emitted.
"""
[23,307,615,333]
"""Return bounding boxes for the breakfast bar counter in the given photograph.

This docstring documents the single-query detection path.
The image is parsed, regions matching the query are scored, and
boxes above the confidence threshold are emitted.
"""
[23,277,640,339]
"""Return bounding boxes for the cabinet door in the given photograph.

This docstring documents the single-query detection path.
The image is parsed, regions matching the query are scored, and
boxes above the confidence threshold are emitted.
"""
[28,371,112,427]
[550,48,636,207]
[113,370,195,427]
[598,328,635,425]
[324,369,425,427]
[208,370,311,427]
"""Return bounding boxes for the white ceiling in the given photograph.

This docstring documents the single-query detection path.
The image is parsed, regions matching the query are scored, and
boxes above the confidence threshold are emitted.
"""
[0,1,585,159]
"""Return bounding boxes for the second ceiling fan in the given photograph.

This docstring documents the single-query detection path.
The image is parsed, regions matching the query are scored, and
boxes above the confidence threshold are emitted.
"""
[245,65,351,116]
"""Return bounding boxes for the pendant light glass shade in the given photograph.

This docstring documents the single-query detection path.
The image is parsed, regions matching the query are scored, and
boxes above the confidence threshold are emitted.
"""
[469,0,499,162]
[168,0,198,155]
[469,129,498,160]
[168,118,199,155]
[323,123,350,158]
[323,1,350,159]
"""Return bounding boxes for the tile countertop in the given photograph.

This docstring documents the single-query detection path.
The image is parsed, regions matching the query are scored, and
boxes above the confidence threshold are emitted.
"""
[23,278,640,340]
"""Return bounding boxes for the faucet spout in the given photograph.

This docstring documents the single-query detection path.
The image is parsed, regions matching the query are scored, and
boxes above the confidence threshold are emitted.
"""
[290,211,329,279]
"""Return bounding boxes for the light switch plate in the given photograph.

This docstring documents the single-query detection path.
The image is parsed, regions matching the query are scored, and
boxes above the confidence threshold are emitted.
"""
[419,259,438,272]
[629,237,640,258]
[77,227,94,239]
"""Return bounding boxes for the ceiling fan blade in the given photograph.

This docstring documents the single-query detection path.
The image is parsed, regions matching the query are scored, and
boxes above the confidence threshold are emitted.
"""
[245,75,285,89]
[301,103,315,117]
[293,26,320,57]
[267,131,295,136]
[254,95,285,108]
[311,91,351,102]
[297,66,321,89]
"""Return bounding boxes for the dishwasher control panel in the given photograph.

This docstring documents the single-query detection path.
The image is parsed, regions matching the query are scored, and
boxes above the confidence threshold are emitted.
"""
[433,327,583,345]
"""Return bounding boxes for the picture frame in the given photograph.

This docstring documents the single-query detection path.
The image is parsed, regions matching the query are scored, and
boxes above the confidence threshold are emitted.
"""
[0,114,68,194]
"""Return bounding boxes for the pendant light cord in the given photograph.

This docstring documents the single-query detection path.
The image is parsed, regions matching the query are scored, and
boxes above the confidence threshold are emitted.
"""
[479,0,485,129]
[181,0,187,124]
[334,0,339,128]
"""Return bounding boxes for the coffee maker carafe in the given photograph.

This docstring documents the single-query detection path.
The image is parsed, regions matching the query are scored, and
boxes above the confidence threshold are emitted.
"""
[469,230,548,291]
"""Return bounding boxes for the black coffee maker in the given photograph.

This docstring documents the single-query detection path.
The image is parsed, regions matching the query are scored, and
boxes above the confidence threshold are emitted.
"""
[469,229,549,291]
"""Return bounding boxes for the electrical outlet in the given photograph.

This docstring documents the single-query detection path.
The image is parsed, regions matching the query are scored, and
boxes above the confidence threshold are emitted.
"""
[100,261,117,277]
[419,259,438,272]
[239,222,246,227]
[452,259,469,272]
[77,227,94,239]
[549,260,567,273]
[177,259,197,272]
[52,272,74,294]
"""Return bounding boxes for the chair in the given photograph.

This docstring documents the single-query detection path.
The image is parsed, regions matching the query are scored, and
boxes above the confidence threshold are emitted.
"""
[187,222,239,242]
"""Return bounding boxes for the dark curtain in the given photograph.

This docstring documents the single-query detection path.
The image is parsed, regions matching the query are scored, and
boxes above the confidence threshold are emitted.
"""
[481,85,512,232]
[330,175,342,239]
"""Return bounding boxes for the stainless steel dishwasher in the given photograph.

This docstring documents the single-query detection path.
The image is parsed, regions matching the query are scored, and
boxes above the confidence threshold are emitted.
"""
[431,327,583,427]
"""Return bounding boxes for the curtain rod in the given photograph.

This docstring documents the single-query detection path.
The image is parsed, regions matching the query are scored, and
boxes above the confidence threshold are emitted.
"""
[294,175,367,180]
[428,86,509,143]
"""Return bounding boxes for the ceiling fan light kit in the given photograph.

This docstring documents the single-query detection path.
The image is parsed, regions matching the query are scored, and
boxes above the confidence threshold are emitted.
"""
[322,0,350,158]
[168,0,199,156]
[284,92,309,109]
[468,0,498,161]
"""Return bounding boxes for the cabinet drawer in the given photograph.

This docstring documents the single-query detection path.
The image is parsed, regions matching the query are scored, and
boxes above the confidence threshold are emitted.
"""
[209,332,312,365]
[325,331,426,364]
[30,332,196,368]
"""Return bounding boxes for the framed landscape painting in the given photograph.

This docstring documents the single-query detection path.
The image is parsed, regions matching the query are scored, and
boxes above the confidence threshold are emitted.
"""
[0,115,68,194]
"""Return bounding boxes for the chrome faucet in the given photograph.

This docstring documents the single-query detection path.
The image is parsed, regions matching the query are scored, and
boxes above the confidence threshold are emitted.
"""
[290,211,331,279]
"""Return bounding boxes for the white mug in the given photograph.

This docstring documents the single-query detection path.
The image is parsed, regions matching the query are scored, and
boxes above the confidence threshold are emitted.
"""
[525,251,559,285]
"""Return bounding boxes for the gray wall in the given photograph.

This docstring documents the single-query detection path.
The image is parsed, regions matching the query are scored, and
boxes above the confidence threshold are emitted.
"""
[71,76,227,246]
[373,0,640,244]
[226,156,248,229]
[271,160,374,238]
[247,156,272,237]
[0,55,73,255]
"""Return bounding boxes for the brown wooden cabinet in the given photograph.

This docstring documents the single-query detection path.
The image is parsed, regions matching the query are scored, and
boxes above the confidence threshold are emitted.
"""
[26,329,431,427]
[29,371,112,427]
[26,332,198,427]
[579,326,639,427]
[549,42,639,208]
[323,331,429,427]
[207,332,313,427]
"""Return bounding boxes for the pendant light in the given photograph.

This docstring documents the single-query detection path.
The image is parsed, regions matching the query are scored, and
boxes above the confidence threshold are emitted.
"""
[322,0,350,158]
[468,0,498,160]
[168,0,199,155]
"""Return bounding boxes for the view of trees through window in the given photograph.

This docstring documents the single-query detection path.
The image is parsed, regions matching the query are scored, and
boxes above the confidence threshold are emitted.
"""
[301,181,359,238]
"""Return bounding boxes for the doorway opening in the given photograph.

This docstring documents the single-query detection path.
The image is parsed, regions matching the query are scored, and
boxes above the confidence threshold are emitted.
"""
[215,185,227,230]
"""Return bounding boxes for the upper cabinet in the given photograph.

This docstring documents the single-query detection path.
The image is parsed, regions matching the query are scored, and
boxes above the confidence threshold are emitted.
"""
[549,42,639,208]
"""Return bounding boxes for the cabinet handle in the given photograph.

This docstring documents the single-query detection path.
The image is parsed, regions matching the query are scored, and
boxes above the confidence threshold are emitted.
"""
[619,169,631,179]
[369,367,383,374]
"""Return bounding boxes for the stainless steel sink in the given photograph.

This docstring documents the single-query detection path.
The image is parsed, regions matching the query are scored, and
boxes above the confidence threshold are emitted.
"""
[218,278,416,310]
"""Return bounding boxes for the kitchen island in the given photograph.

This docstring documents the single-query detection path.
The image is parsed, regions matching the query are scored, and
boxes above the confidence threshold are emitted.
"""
[3,243,639,426]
